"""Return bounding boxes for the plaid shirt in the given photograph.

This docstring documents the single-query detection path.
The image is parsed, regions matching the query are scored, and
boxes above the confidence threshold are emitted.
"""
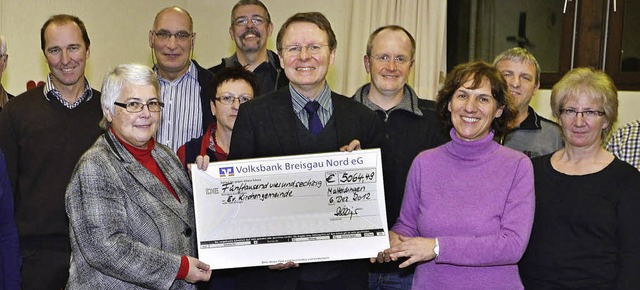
[607,119,640,171]
[43,74,93,109]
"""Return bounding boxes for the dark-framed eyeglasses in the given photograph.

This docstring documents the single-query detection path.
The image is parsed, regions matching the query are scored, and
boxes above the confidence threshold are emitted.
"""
[559,109,605,119]
[370,54,412,65]
[215,95,252,105]
[114,100,164,113]
[233,16,267,27]
[152,30,193,42]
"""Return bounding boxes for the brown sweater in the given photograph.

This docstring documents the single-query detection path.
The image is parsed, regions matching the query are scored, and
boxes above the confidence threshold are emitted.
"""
[0,86,103,239]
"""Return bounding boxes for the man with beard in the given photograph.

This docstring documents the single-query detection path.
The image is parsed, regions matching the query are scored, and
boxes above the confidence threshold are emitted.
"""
[493,47,562,158]
[209,0,288,96]
[150,6,215,151]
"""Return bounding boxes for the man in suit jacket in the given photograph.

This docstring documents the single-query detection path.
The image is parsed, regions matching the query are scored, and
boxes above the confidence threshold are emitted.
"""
[228,12,382,290]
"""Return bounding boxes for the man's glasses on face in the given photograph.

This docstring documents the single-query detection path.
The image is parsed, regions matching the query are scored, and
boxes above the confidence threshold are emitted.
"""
[282,44,328,56]
[233,16,267,27]
[114,100,164,113]
[152,30,193,42]
[370,54,412,65]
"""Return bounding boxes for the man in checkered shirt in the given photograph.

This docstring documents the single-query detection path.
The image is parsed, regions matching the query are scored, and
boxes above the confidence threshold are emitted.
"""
[607,119,640,170]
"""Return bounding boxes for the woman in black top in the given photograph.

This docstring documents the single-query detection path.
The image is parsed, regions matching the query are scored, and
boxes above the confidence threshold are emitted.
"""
[519,67,640,289]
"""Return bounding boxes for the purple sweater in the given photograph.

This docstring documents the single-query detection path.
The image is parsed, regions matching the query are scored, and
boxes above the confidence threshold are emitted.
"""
[393,129,534,290]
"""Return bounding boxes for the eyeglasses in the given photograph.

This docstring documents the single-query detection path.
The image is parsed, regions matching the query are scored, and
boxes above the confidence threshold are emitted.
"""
[233,16,267,27]
[370,55,412,65]
[152,30,193,42]
[282,44,328,56]
[114,100,164,113]
[559,109,605,119]
[215,95,252,105]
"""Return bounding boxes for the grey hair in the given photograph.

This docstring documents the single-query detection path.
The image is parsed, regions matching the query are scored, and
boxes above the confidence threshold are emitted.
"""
[100,63,160,129]
[0,35,6,55]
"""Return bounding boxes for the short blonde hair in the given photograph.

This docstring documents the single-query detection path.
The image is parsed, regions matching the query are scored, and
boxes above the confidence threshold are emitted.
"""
[550,67,618,139]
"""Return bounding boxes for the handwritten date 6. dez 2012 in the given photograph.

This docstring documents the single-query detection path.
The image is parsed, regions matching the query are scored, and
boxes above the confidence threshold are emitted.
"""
[328,192,371,204]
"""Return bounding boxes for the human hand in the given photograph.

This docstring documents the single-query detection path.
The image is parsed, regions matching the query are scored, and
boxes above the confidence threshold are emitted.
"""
[195,155,210,171]
[385,236,437,268]
[370,231,402,263]
[339,139,361,152]
[185,256,212,283]
[268,261,299,270]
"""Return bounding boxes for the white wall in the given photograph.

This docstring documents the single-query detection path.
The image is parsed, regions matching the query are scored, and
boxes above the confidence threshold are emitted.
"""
[533,90,640,132]
[1,0,638,129]
[0,0,350,94]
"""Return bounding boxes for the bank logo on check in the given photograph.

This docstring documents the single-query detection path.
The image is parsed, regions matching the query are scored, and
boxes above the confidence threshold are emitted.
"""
[219,167,235,177]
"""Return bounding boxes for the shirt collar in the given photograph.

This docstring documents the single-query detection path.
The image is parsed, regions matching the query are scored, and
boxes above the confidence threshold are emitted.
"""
[290,83,331,113]
[43,74,93,104]
[155,61,197,85]
[515,106,542,130]
[357,83,423,116]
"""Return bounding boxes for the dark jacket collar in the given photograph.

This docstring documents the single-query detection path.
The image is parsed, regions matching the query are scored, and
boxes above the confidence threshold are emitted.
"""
[224,50,282,72]
[516,106,543,130]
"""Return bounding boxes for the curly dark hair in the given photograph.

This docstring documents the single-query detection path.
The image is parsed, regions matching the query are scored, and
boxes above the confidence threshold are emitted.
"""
[435,61,515,138]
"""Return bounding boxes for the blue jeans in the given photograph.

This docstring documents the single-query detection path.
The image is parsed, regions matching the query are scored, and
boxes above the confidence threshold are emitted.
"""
[368,271,414,290]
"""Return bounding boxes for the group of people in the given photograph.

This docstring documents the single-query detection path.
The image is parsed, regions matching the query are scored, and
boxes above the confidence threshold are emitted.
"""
[0,0,639,289]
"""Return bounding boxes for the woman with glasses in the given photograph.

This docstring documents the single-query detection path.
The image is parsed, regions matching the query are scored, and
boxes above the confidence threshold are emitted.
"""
[65,64,211,289]
[377,61,534,289]
[519,67,640,289]
[177,66,258,168]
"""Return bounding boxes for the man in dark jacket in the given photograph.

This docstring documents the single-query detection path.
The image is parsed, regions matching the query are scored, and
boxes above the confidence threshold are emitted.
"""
[493,47,562,158]
[229,12,382,290]
[352,25,449,290]
[209,0,288,96]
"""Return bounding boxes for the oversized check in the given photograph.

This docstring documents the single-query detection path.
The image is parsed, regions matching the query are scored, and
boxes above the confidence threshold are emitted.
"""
[191,149,389,269]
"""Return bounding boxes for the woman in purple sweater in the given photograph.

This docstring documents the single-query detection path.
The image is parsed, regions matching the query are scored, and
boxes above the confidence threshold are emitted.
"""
[378,61,535,289]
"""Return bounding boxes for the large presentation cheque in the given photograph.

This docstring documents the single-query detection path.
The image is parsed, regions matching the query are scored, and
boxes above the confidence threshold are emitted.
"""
[192,149,389,269]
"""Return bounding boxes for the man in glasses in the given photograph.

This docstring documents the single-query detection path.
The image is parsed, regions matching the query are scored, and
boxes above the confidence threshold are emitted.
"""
[149,6,215,151]
[0,14,103,289]
[209,0,288,96]
[229,12,382,290]
[352,25,449,290]
[493,47,562,158]
[0,35,14,112]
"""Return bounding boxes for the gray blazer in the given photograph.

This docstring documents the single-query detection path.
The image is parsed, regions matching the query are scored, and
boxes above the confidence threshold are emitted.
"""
[66,130,197,290]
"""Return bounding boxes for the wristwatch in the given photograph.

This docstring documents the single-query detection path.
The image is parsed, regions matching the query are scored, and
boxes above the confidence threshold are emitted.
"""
[433,238,440,258]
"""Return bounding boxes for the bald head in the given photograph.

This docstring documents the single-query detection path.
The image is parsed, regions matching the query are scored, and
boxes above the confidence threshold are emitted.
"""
[153,6,193,31]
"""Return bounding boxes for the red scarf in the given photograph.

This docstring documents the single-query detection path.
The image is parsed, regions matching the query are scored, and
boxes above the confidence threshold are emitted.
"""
[111,129,180,203]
